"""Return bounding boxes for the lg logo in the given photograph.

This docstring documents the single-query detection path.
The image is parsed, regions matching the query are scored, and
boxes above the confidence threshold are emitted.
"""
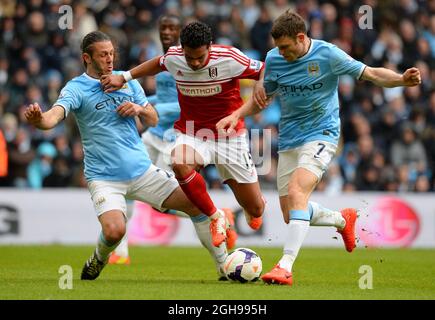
[0,205,19,236]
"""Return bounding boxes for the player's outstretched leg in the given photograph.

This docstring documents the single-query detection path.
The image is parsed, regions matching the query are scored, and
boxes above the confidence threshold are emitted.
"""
[109,200,134,265]
[308,202,358,252]
[162,187,229,280]
[82,211,126,280]
[172,145,227,247]
[226,180,265,231]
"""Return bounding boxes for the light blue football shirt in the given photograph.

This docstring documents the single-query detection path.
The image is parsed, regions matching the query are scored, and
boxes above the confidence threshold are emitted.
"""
[147,71,180,141]
[264,39,366,151]
[54,71,151,181]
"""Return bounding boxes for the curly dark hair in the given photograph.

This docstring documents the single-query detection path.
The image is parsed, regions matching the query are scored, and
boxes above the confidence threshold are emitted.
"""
[180,21,212,49]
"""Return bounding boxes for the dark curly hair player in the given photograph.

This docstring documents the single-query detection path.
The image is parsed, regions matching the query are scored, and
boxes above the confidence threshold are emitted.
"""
[180,21,212,49]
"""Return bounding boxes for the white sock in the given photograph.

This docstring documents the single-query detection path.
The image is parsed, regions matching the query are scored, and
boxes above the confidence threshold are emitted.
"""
[309,201,345,229]
[279,219,310,272]
[191,213,227,273]
[114,234,129,257]
[96,232,121,262]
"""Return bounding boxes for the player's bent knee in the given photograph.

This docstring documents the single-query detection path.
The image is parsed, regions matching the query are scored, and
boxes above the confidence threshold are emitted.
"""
[172,163,192,178]
[102,224,126,244]
[244,202,264,218]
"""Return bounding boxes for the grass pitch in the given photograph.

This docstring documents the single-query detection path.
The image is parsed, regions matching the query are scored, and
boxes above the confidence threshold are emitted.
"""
[0,246,434,300]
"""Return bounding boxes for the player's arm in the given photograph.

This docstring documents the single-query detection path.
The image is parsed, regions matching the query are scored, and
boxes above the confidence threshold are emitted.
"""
[216,96,263,135]
[253,67,277,108]
[360,66,421,88]
[101,57,163,93]
[117,101,159,127]
[24,103,65,130]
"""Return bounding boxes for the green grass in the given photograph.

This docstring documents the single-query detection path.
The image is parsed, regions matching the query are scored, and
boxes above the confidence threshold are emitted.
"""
[0,246,434,300]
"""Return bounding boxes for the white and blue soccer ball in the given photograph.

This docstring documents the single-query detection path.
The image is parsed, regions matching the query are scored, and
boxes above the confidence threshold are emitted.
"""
[223,248,262,283]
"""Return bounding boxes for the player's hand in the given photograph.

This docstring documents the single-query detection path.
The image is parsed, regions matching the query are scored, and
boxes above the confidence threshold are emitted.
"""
[216,113,239,136]
[253,81,268,109]
[101,74,125,93]
[116,101,142,117]
[402,67,421,86]
[24,103,43,126]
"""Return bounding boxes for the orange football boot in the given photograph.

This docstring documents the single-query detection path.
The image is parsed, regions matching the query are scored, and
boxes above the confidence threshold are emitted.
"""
[337,208,358,252]
[222,208,238,250]
[261,265,293,286]
[108,253,131,265]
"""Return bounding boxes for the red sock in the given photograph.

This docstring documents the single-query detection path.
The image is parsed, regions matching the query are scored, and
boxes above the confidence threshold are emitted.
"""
[177,170,217,216]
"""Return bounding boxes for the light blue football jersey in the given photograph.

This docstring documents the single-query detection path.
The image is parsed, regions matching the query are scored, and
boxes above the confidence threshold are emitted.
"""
[264,39,366,151]
[147,71,180,141]
[54,71,151,181]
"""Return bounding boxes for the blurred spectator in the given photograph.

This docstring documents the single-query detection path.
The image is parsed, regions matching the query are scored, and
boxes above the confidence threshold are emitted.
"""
[43,155,72,187]
[250,6,273,61]
[8,127,35,187]
[27,141,57,189]
[324,160,344,195]
[390,121,428,171]
[0,128,7,179]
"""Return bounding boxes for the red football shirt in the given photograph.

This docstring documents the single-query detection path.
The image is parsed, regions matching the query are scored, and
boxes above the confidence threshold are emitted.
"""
[159,45,264,138]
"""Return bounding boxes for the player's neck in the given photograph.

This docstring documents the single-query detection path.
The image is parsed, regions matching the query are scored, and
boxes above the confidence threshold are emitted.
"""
[85,68,102,80]
[298,37,312,59]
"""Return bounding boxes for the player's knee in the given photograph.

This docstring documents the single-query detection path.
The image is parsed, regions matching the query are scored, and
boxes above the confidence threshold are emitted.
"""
[244,201,264,218]
[172,163,192,178]
[103,223,125,244]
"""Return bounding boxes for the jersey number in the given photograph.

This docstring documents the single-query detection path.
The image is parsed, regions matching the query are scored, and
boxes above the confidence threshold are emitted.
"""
[314,143,326,159]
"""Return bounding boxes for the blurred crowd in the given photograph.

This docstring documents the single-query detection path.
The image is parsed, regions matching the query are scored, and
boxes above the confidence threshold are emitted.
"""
[0,0,434,193]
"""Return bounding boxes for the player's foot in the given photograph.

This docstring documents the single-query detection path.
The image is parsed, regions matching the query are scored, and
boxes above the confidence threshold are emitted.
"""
[81,251,108,280]
[210,209,227,247]
[244,210,263,230]
[261,265,293,286]
[217,265,228,281]
[337,208,358,252]
[222,208,238,250]
[108,253,131,265]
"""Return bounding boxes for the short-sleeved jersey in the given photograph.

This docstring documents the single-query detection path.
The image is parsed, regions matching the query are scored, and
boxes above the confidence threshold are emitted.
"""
[159,45,264,137]
[147,71,180,141]
[264,39,366,151]
[54,71,151,181]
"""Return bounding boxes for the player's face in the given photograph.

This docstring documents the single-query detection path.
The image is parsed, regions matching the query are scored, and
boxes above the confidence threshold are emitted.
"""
[87,41,114,75]
[159,18,180,51]
[274,34,305,62]
[183,45,210,70]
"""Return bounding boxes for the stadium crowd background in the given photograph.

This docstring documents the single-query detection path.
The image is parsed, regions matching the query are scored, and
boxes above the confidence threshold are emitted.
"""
[0,0,434,194]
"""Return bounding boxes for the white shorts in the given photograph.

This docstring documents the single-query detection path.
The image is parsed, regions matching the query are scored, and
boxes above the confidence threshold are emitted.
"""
[87,164,179,217]
[277,141,337,196]
[174,133,258,184]
[142,130,174,172]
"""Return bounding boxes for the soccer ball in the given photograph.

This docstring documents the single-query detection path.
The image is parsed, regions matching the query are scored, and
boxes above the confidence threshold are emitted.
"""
[223,248,262,283]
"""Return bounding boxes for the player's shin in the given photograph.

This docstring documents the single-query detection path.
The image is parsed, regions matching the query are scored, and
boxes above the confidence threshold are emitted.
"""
[96,232,123,262]
[191,213,228,276]
[177,170,217,216]
[279,210,310,272]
